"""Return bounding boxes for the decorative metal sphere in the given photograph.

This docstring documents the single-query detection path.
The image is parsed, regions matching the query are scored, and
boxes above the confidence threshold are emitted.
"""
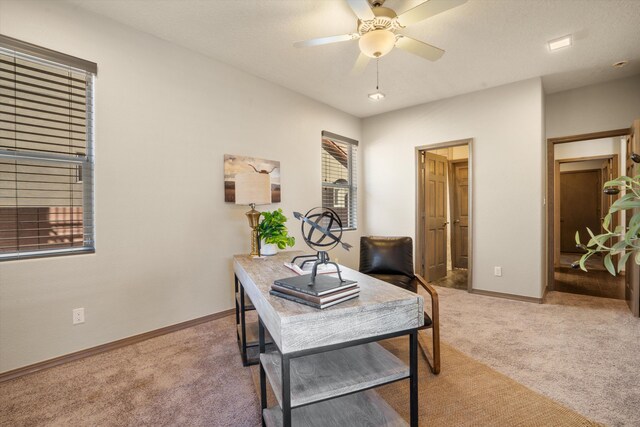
[296,207,345,252]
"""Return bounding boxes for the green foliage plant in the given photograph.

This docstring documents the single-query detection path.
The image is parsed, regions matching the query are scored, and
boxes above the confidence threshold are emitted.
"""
[575,175,640,275]
[258,208,295,250]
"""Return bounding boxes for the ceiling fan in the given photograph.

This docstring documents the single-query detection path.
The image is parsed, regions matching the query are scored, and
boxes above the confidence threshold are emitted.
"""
[294,0,467,74]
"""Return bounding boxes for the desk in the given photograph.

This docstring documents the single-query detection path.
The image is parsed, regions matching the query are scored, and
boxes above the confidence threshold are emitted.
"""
[234,252,424,427]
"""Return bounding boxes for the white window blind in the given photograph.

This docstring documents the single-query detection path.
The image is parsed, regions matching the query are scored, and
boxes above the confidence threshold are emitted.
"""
[321,131,357,230]
[0,35,96,260]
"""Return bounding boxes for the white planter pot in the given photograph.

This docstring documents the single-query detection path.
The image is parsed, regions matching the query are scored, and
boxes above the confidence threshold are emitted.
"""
[260,241,278,256]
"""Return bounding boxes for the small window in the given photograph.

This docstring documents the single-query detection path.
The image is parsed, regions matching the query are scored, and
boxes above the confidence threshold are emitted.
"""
[321,131,357,230]
[0,35,97,260]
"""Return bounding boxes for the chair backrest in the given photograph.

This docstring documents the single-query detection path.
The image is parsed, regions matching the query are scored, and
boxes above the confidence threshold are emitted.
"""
[359,236,415,278]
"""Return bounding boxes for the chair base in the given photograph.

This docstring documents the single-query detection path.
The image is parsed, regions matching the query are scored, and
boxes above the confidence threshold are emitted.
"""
[418,330,440,375]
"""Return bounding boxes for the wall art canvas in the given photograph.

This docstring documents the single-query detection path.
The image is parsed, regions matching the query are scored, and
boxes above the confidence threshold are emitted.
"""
[224,154,281,203]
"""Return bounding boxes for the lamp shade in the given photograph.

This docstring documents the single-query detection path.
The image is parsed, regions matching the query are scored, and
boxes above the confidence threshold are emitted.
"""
[359,30,396,58]
[235,172,271,205]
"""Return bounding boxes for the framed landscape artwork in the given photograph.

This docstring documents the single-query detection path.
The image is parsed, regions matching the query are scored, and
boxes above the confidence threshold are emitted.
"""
[224,154,281,203]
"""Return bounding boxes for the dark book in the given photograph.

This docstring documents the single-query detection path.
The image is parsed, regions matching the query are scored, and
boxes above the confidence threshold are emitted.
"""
[273,274,358,296]
[270,289,359,309]
[271,283,359,305]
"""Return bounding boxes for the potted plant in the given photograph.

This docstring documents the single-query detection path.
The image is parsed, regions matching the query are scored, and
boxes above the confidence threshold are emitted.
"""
[575,175,640,274]
[257,208,295,256]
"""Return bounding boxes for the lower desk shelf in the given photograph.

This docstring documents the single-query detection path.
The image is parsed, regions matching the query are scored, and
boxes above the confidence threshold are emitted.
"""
[262,389,408,427]
[237,322,273,347]
[237,321,274,366]
[260,342,408,409]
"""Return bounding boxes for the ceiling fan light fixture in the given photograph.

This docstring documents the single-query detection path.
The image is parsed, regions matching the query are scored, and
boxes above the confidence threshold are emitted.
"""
[359,29,396,58]
[368,91,386,101]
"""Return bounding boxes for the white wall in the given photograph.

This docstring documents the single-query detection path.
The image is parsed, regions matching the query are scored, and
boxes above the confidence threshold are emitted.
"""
[362,78,545,299]
[555,137,620,160]
[560,160,606,172]
[555,137,624,176]
[546,75,640,138]
[0,0,361,372]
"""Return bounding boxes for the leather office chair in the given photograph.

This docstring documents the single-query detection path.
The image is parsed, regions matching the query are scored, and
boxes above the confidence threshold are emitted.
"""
[359,236,440,374]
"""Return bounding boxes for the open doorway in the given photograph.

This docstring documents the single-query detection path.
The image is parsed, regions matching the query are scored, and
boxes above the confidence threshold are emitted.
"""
[554,152,624,299]
[416,139,472,291]
[547,123,640,316]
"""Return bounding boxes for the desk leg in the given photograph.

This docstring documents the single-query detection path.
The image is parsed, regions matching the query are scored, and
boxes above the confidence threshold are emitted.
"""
[239,283,248,366]
[259,318,267,426]
[410,330,418,427]
[282,353,291,427]
[234,275,240,325]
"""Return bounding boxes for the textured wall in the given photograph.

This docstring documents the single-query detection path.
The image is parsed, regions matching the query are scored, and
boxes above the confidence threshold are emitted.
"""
[0,0,361,372]
[546,75,640,138]
[362,78,545,299]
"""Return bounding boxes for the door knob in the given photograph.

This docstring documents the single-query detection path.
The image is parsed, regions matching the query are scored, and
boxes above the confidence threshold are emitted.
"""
[443,221,449,227]
[454,219,460,224]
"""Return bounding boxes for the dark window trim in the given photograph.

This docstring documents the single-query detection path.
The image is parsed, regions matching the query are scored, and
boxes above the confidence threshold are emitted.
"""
[0,34,98,75]
[322,130,358,146]
[0,36,96,261]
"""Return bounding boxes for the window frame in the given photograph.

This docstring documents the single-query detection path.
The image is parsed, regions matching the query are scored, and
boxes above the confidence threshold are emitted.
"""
[0,35,96,261]
[321,130,358,231]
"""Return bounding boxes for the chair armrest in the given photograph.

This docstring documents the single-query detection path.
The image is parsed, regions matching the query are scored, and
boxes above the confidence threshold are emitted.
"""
[415,274,438,299]
[415,274,439,325]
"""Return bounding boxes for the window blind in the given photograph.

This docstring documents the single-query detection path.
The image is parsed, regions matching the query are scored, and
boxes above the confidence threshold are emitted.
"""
[321,131,357,230]
[0,35,95,260]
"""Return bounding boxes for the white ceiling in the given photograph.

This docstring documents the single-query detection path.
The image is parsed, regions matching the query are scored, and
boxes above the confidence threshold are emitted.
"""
[62,0,640,118]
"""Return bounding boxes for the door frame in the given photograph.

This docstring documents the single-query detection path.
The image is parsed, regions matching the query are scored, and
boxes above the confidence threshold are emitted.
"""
[554,155,619,265]
[449,159,469,270]
[546,128,630,292]
[415,138,474,292]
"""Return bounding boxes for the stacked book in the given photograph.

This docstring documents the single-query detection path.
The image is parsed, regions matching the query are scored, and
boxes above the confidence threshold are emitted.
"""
[270,273,359,309]
[283,260,339,276]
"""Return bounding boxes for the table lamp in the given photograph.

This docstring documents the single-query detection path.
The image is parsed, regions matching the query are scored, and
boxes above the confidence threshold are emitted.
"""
[235,171,272,257]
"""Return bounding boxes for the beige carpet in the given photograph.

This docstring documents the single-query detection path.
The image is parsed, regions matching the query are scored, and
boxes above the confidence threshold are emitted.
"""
[2,287,636,426]
[251,337,600,426]
[0,316,261,426]
[429,287,640,426]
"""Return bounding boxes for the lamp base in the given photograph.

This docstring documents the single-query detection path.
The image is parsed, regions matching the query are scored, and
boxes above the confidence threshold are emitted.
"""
[245,204,261,257]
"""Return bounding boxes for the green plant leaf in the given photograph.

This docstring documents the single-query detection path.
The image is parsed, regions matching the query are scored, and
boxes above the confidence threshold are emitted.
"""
[257,209,295,248]
[612,240,629,253]
[602,213,610,231]
[618,252,632,272]
[625,220,640,245]
[603,253,616,276]
[579,253,589,272]
[575,231,581,245]
[586,233,610,249]
[609,200,640,213]
[603,179,628,188]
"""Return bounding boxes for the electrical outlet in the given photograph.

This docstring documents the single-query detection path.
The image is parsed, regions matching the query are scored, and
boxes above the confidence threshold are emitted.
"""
[494,266,502,277]
[72,308,85,325]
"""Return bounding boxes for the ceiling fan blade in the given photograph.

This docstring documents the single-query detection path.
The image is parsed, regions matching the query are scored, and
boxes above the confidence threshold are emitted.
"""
[346,0,376,21]
[395,36,445,61]
[294,33,359,48]
[397,0,467,27]
[350,53,370,76]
